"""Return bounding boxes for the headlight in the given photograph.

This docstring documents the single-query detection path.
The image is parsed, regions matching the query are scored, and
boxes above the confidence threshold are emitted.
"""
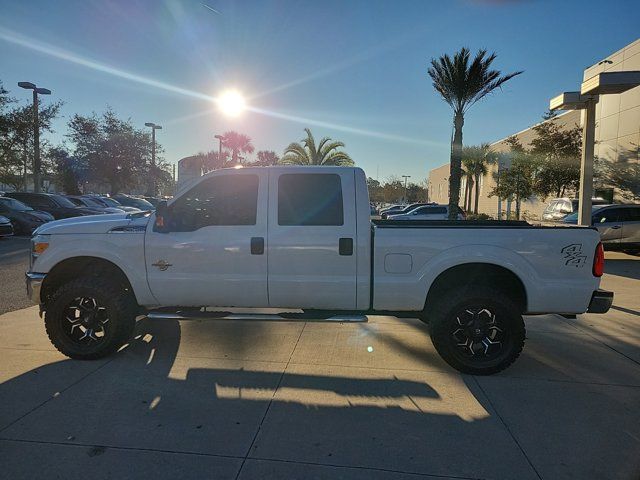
[30,234,50,269]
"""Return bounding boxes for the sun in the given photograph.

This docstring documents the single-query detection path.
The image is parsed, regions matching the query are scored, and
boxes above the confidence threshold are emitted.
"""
[217,89,246,117]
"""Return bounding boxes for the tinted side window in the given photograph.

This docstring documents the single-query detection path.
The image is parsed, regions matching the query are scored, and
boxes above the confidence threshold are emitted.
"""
[626,208,640,221]
[169,174,259,231]
[594,208,625,223]
[418,206,447,214]
[278,174,344,226]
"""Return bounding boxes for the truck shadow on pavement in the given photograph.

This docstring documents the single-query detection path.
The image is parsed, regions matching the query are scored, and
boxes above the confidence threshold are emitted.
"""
[1,316,639,480]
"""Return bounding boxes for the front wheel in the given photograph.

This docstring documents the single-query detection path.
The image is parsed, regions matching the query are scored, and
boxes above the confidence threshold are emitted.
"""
[44,277,137,360]
[428,287,525,375]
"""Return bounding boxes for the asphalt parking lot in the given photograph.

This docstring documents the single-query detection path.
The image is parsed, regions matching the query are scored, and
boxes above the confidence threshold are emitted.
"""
[0,242,639,480]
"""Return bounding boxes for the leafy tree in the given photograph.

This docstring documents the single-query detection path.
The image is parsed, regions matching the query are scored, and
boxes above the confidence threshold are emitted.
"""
[489,151,539,220]
[428,48,522,218]
[382,177,404,203]
[66,110,163,194]
[367,177,384,203]
[529,111,582,199]
[280,128,354,166]
[48,147,83,195]
[406,182,428,203]
[220,131,254,165]
[0,87,62,191]
[461,143,496,214]
[254,150,279,166]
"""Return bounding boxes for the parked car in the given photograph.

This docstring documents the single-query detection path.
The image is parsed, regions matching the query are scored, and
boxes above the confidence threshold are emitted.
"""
[0,196,53,235]
[379,204,406,218]
[5,192,97,220]
[141,196,162,208]
[112,194,155,211]
[0,215,14,237]
[388,204,465,220]
[27,166,611,376]
[562,204,640,254]
[381,202,433,219]
[542,197,609,222]
[84,195,141,213]
[66,195,125,214]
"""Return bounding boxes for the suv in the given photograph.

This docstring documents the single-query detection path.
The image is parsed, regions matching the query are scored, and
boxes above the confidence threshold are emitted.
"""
[562,204,640,254]
[5,192,96,219]
[542,197,609,222]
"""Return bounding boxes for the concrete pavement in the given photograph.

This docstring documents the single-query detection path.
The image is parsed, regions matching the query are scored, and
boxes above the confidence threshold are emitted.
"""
[0,253,639,479]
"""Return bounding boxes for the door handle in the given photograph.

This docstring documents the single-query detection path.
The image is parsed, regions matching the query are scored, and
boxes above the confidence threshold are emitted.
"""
[611,225,621,229]
[251,237,264,255]
[339,237,353,256]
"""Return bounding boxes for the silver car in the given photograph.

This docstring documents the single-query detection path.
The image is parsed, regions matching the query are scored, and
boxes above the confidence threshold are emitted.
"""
[388,204,465,220]
[542,197,609,222]
[562,204,640,254]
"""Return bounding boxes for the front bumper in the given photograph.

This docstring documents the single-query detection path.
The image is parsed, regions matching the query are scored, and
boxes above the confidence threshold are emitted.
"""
[26,272,46,303]
[587,289,614,314]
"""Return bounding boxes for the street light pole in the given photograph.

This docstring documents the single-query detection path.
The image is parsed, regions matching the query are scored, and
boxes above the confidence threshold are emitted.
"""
[18,82,51,193]
[214,134,224,167]
[145,122,162,195]
[401,175,411,202]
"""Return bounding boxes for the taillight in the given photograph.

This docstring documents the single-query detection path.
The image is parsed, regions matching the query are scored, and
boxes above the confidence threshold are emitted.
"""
[593,242,604,277]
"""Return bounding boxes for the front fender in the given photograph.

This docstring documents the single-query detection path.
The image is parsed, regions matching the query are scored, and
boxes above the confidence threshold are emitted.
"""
[32,234,156,306]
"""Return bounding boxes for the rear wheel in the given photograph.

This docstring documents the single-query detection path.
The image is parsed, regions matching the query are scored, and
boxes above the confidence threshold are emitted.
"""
[428,287,525,375]
[44,277,137,360]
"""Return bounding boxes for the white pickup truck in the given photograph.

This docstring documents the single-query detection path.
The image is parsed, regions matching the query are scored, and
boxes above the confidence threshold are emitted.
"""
[26,166,613,375]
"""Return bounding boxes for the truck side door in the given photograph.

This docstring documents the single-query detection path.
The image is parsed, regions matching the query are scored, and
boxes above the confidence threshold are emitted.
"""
[145,170,268,307]
[267,170,358,309]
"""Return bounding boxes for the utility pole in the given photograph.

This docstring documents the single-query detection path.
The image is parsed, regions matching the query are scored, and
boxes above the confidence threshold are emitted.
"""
[145,122,162,195]
[18,82,51,193]
[401,175,411,202]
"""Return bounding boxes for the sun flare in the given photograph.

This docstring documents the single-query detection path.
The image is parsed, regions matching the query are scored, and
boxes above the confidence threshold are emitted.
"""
[217,89,246,117]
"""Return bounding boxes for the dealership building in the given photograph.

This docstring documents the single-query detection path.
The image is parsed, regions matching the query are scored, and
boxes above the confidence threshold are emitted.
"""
[427,38,640,219]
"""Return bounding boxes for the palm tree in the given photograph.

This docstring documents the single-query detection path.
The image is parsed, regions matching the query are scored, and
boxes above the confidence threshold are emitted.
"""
[428,48,522,218]
[221,131,254,165]
[461,144,496,214]
[280,128,354,166]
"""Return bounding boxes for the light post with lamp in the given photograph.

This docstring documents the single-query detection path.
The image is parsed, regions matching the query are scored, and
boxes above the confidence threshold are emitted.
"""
[18,82,51,193]
[550,71,640,226]
[145,122,162,195]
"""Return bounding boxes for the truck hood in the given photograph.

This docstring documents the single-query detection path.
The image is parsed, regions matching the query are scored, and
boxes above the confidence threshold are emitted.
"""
[34,212,151,235]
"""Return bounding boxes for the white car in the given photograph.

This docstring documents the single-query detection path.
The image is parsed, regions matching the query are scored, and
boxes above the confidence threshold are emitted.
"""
[26,166,612,375]
[388,204,465,220]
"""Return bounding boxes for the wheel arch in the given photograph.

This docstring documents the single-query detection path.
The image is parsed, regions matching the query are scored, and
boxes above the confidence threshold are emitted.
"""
[41,256,138,308]
[424,262,528,314]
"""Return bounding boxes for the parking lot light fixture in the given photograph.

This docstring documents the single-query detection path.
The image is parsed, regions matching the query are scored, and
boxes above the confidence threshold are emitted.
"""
[145,123,163,195]
[18,82,51,193]
[550,72,640,227]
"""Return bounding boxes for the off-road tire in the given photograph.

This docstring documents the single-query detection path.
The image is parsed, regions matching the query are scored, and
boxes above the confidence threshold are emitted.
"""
[428,287,525,375]
[44,276,137,360]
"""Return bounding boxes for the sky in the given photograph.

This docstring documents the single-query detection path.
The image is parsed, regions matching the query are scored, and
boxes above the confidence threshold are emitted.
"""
[1,0,638,184]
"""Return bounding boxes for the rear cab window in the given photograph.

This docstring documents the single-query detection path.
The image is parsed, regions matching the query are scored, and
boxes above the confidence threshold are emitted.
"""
[278,173,344,226]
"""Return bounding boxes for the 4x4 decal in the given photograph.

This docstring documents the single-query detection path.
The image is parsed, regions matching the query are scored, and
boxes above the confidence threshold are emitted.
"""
[561,243,587,268]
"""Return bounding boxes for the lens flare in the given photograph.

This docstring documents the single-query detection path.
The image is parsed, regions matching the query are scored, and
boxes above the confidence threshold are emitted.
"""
[217,90,246,117]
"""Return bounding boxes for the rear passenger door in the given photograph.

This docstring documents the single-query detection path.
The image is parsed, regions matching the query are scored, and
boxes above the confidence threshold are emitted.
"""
[267,171,358,309]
